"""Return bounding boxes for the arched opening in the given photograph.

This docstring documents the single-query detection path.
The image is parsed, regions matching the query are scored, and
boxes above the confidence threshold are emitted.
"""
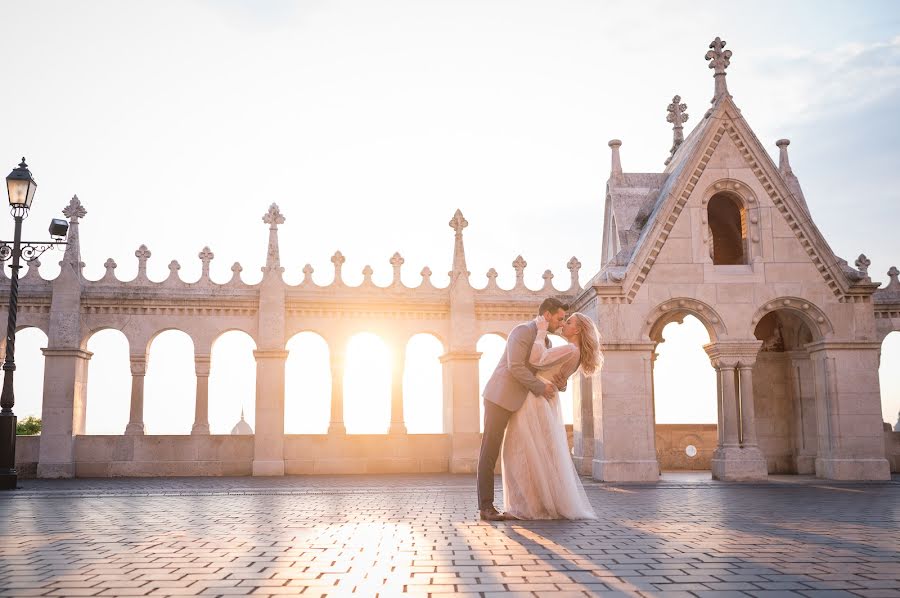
[284,331,330,434]
[144,330,195,434]
[344,333,391,434]
[879,331,900,431]
[753,310,817,474]
[708,192,747,265]
[209,331,257,435]
[1,327,47,430]
[652,315,716,471]
[84,329,130,435]
[403,334,443,434]
[477,334,507,433]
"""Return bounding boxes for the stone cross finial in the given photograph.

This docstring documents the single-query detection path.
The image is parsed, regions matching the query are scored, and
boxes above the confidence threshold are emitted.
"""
[449,209,470,277]
[567,256,581,290]
[331,251,345,284]
[449,209,468,236]
[63,195,87,222]
[705,37,732,100]
[486,268,498,284]
[513,255,527,286]
[168,260,181,278]
[230,262,243,283]
[135,245,151,278]
[665,95,689,165]
[542,269,554,290]
[390,252,404,284]
[103,258,117,278]
[855,254,871,276]
[198,246,214,279]
[362,265,374,284]
[420,266,432,286]
[889,266,899,281]
[262,203,285,229]
[302,263,314,283]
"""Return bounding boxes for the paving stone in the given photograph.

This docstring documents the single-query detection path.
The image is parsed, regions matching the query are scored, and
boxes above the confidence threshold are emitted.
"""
[1,474,897,597]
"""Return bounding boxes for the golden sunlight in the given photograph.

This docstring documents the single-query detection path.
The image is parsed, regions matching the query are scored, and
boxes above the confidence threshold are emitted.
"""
[285,332,331,434]
[343,333,392,434]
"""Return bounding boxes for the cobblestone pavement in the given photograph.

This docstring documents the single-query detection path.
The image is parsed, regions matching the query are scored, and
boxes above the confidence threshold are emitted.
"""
[1,474,898,597]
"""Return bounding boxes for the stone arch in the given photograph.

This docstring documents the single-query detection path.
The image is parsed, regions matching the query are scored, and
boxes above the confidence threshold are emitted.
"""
[1,326,48,423]
[208,330,257,434]
[750,297,833,342]
[285,330,331,434]
[878,331,900,430]
[84,328,131,434]
[144,329,196,434]
[476,332,508,432]
[403,333,445,433]
[701,179,761,265]
[144,326,198,357]
[643,298,728,343]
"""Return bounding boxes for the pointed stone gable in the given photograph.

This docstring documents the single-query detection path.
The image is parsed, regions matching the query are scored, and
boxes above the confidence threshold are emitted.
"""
[622,96,855,303]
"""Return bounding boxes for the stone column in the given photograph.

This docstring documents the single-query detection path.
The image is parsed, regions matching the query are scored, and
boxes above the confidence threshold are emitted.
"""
[705,341,767,481]
[389,343,407,435]
[125,354,147,435]
[738,364,759,447]
[788,351,817,474]
[37,348,92,478]
[591,342,659,482]
[807,340,890,480]
[440,350,481,473]
[252,349,288,476]
[571,370,594,475]
[191,354,211,435]
[328,345,346,435]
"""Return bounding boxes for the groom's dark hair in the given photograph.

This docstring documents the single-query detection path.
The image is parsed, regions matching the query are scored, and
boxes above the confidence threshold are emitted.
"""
[538,297,569,315]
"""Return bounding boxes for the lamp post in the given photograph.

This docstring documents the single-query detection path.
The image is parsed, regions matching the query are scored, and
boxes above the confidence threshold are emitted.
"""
[0,158,68,491]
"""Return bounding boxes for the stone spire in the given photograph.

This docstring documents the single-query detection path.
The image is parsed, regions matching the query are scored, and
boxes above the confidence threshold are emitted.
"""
[261,203,285,275]
[449,209,469,278]
[705,36,732,101]
[776,139,811,216]
[608,139,623,184]
[60,195,87,275]
[665,95,689,165]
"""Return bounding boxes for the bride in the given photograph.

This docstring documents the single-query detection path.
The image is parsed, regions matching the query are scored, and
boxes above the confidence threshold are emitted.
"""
[501,312,602,520]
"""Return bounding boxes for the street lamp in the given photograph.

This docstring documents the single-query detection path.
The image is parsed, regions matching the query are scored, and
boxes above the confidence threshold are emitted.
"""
[0,158,69,490]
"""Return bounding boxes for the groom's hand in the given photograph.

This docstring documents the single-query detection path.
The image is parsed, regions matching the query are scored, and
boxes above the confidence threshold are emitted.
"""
[541,382,555,399]
[552,373,568,391]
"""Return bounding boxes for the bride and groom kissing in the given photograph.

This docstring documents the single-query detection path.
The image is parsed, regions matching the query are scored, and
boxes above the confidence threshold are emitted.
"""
[477,297,602,521]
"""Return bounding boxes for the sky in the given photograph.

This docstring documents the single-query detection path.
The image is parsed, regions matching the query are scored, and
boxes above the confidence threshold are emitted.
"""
[1,0,898,433]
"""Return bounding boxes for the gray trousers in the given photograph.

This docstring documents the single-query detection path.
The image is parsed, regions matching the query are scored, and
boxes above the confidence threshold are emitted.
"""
[477,399,513,510]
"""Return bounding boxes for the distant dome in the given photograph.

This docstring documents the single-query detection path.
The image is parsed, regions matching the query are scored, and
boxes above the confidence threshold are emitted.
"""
[230,409,253,435]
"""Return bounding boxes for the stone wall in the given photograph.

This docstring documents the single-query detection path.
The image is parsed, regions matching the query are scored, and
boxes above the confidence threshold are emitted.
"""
[655,424,718,470]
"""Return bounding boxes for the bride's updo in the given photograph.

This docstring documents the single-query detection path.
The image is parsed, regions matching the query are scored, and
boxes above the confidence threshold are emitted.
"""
[570,312,603,376]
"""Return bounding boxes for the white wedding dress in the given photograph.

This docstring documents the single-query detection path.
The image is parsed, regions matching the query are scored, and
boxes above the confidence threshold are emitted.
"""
[501,331,597,520]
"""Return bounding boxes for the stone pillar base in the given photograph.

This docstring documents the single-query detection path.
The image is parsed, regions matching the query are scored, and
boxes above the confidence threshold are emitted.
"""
[815,457,890,481]
[592,459,659,482]
[191,423,210,435]
[124,423,144,436]
[252,459,285,476]
[794,454,816,475]
[388,423,407,435]
[572,456,592,477]
[711,446,768,481]
[37,462,75,479]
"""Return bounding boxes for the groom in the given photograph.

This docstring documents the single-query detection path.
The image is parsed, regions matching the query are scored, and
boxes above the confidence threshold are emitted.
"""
[477,297,569,521]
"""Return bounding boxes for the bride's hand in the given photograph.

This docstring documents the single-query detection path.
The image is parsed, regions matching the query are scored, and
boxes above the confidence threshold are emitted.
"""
[534,315,549,333]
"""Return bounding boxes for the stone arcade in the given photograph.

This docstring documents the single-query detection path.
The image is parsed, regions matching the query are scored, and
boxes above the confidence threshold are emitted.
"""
[11,38,900,481]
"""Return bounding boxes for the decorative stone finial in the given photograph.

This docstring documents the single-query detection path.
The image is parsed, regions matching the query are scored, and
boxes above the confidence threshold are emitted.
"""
[567,256,581,291]
[420,266,432,286]
[855,254,871,276]
[331,251,345,284]
[665,96,689,165]
[135,245,151,278]
[449,209,470,278]
[541,269,554,291]
[302,264,314,284]
[261,203,285,275]
[486,268,499,288]
[168,260,181,276]
[513,255,527,287]
[705,37,732,101]
[776,139,793,175]
[889,266,899,281]
[608,139,623,182]
[62,195,87,223]
[390,252,404,285]
[103,258,117,272]
[198,246,214,279]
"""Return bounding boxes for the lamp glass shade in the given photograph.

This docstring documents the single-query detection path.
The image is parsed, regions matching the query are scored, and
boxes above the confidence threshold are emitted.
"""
[6,159,37,208]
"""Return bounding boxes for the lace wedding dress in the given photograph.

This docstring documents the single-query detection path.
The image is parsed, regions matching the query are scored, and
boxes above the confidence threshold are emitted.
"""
[501,331,597,520]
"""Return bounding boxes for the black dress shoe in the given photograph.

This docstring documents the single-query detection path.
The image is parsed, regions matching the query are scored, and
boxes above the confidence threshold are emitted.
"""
[479,507,505,521]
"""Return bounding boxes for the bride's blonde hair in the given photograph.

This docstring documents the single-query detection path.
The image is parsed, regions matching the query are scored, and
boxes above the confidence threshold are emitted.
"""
[571,312,603,376]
